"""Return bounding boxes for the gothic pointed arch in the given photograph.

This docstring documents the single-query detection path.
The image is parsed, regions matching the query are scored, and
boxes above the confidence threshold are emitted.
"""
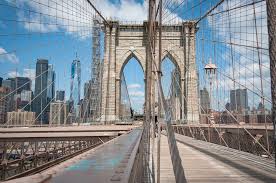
[161,50,183,76]
[119,50,145,78]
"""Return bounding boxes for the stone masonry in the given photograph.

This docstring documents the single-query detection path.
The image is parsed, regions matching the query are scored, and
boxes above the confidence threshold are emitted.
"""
[100,21,199,124]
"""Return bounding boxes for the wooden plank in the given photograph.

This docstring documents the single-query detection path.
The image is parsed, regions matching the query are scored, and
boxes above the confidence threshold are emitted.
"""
[152,135,176,183]
[153,134,276,183]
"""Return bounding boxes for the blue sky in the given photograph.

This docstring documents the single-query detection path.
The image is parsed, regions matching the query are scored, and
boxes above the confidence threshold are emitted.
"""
[0,0,271,112]
[0,0,148,112]
[123,58,145,113]
[122,57,176,113]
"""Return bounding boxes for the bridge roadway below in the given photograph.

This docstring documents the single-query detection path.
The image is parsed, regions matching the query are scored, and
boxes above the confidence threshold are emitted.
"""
[5,128,142,183]
[153,132,276,183]
[0,125,137,133]
[0,125,138,141]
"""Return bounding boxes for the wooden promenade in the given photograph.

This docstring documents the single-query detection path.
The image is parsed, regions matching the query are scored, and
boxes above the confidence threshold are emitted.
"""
[153,133,276,183]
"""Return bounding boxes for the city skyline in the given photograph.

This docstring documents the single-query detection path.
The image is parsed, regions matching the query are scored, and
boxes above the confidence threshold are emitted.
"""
[0,0,272,121]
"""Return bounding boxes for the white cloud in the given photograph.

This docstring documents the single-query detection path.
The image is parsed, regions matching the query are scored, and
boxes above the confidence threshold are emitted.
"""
[7,68,35,80]
[8,0,149,38]
[94,0,148,21]
[127,82,145,111]
[7,71,20,78]
[128,83,141,89]
[130,95,144,113]
[23,69,36,80]
[11,0,92,38]
[0,47,19,64]
[19,11,59,33]
[8,0,184,39]
[131,96,144,103]
[129,90,144,97]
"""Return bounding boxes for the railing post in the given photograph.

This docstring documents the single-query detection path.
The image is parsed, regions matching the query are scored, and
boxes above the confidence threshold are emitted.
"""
[266,0,276,167]
[1,142,7,180]
[34,141,38,168]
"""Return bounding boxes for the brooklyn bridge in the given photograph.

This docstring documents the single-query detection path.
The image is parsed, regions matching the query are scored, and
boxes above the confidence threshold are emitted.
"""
[0,0,275,182]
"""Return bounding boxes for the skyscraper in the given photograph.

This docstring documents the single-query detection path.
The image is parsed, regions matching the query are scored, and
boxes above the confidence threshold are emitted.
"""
[171,69,181,97]
[225,102,231,111]
[170,69,181,120]
[14,77,31,94]
[2,77,31,111]
[2,79,15,112]
[0,87,10,124]
[257,102,265,111]
[46,64,56,123]
[82,81,91,119]
[200,87,210,114]
[7,110,35,126]
[83,81,90,98]
[3,77,31,94]
[230,89,248,112]
[19,90,33,111]
[47,65,55,101]
[2,78,15,91]
[70,58,81,115]
[56,90,65,101]
[49,101,68,125]
[33,59,49,123]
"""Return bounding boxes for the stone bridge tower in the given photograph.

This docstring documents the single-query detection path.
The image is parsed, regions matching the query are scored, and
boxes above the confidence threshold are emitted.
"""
[100,21,199,124]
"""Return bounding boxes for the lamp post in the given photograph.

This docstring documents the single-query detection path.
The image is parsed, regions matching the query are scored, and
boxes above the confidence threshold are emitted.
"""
[204,58,217,124]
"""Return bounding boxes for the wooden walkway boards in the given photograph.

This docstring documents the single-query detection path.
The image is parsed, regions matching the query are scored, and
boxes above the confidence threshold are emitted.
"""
[153,133,276,183]
[152,134,176,183]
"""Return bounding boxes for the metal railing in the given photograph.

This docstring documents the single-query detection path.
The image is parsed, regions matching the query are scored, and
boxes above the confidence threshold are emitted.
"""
[0,136,113,181]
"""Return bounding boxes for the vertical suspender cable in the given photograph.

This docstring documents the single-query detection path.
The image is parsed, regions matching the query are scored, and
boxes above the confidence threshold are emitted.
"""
[266,0,276,167]
[252,0,270,153]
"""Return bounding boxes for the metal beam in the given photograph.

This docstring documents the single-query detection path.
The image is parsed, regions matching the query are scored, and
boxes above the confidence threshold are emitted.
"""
[85,0,110,26]
[195,0,225,26]
[266,0,276,167]
[0,132,119,142]
[0,125,136,133]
